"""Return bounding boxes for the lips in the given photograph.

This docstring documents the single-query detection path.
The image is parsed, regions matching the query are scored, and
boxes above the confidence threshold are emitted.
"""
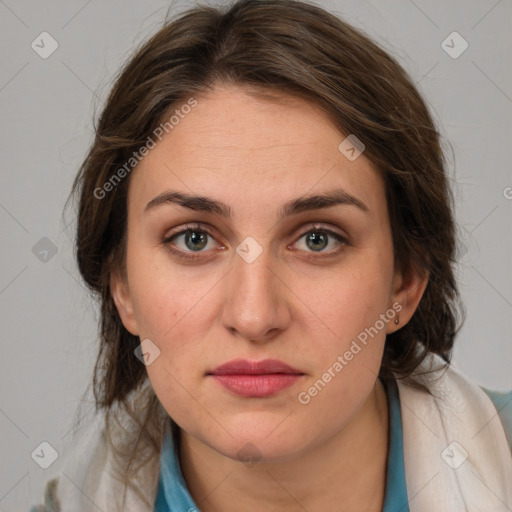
[209,358,303,376]
[207,359,304,398]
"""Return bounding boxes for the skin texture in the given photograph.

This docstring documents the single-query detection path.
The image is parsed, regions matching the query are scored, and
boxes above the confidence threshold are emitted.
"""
[111,85,428,511]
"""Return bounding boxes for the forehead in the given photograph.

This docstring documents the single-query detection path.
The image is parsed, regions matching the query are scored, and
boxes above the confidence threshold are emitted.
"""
[129,86,385,220]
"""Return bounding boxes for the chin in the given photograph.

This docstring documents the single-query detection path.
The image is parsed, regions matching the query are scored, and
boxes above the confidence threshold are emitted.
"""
[197,415,313,464]
[224,437,305,465]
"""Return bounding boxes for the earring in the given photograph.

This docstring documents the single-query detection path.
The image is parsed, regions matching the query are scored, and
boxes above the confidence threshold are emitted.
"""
[394,316,399,325]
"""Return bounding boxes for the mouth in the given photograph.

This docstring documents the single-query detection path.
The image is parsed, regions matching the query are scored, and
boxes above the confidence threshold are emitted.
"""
[207,359,305,398]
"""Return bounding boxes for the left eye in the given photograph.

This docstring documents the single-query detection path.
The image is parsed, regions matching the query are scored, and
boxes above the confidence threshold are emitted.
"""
[293,228,346,254]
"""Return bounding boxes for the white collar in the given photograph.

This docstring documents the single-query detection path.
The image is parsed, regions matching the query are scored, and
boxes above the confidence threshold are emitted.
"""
[397,350,512,510]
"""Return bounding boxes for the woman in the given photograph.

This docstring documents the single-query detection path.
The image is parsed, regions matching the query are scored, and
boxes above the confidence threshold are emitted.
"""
[30,0,512,510]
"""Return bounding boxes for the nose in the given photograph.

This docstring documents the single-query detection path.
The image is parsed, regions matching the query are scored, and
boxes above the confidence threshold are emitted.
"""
[221,242,291,344]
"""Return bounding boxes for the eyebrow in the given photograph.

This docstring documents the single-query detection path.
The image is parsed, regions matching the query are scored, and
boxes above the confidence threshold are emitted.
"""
[144,188,369,219]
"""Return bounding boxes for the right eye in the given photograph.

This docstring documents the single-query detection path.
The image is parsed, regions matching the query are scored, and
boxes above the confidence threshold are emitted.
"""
[162,223,222,261]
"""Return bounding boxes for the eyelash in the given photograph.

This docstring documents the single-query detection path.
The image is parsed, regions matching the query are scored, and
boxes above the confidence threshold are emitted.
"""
[162,223,349,261]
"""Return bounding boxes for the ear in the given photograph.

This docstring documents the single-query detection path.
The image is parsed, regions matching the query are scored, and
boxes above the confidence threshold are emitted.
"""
[110,271,140,336]
[387,262,429,334]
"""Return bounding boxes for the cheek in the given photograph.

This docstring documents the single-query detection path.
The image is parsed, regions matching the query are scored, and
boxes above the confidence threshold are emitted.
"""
[126,243,212,337]
[293,262,392,424]
[297,250,393,343]
[289,258,393,420]
[127,256,223,387]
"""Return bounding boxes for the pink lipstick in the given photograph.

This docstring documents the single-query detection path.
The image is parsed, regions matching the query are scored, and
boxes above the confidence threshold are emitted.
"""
[207,359,304,398]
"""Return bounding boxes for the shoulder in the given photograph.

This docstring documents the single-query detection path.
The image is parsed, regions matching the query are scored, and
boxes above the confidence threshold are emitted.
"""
[28,412,110,512]
[28,398,163,512]
[29,478,61,512]
[395,353,512,507]
[481,387,512,452]
[395,349,512,455]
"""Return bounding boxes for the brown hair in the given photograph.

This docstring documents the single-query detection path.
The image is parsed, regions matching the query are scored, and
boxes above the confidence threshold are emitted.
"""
[68,0,463,503]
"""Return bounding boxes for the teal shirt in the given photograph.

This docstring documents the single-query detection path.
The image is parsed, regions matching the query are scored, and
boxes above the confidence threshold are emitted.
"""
[154,381,512,511]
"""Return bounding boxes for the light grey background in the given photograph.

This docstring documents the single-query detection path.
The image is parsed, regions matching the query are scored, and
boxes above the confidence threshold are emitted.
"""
[1,0,511,509]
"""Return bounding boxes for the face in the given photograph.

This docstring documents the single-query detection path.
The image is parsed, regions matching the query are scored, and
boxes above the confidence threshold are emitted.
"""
[111,85,426,462]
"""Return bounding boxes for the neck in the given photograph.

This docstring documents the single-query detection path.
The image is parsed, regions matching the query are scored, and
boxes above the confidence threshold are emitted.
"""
[179,378,390,512]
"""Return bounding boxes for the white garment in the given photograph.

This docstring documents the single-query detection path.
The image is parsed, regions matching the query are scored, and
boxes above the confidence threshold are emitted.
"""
[398,354,512,511]
[30,352,512,511]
